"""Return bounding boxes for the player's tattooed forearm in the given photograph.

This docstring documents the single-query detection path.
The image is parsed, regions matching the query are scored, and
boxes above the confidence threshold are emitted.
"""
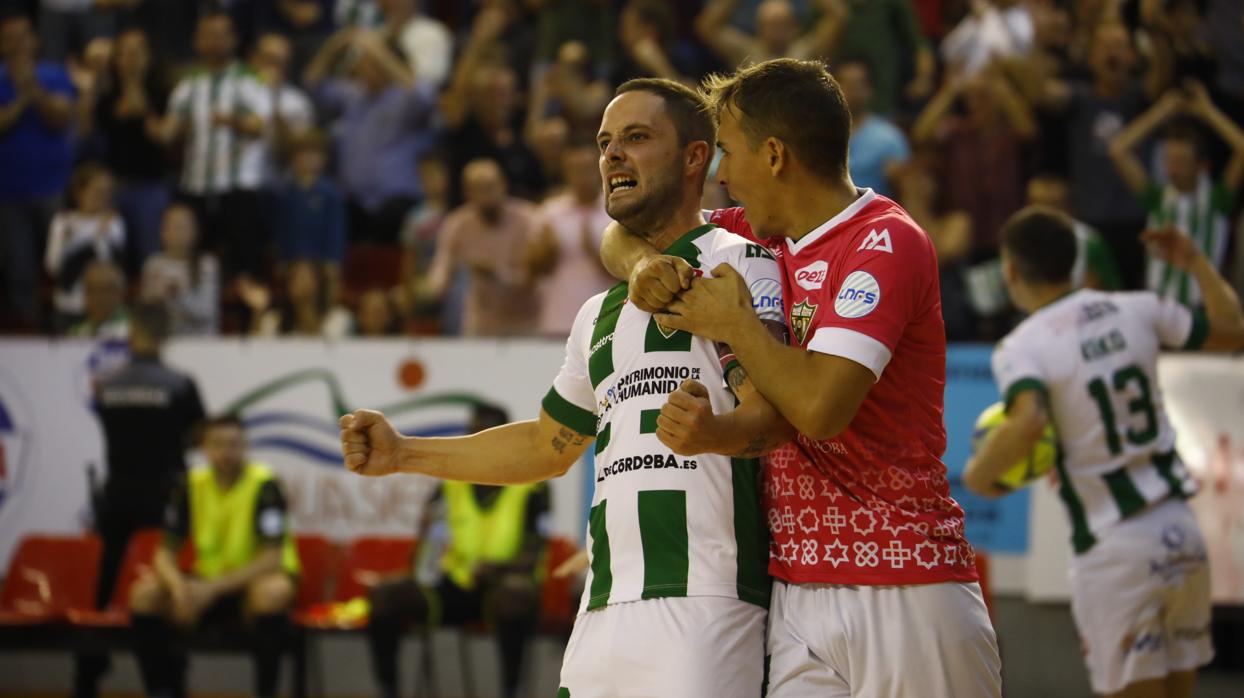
[733,433,778,457]
[727,365,748,394]
[551,426,589,454]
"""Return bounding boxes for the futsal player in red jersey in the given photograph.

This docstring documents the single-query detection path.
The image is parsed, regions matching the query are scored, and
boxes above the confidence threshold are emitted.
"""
[604,59,1001,697]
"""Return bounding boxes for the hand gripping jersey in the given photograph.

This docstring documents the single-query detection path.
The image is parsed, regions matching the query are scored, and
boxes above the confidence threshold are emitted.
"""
[542,224,786,613]
[709,190,977,586]
[992,288,1208,553]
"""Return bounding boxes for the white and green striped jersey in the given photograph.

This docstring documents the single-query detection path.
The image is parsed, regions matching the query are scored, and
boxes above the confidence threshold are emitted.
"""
[1143,175,1233,307]
[168,63,272,195]
[541,224,785,614]
[991,288,1208,554]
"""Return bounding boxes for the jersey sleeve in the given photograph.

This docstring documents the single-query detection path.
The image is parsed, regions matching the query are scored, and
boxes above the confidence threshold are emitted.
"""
[707,207,772,248]
[804,219,935,380]
[253,479,290,546]
[1129,291,1208,350]
[540,298,599,436]
[991,335,1048,409]
[711,234,788,380]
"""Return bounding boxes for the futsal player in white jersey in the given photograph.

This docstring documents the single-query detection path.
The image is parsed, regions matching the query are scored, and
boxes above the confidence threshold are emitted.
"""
[965,207,1244,698]
[340,78,792,698]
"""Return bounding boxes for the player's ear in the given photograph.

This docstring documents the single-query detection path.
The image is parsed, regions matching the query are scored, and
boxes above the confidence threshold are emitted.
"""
[685,140,710,178]
[765,137,785,177]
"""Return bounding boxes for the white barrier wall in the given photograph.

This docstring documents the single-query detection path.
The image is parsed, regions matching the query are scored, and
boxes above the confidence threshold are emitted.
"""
[1,339,1239,603]
[0,338,587,570]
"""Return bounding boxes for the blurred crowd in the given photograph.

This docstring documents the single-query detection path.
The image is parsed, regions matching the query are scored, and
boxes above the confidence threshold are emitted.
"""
[2,0,1243,341]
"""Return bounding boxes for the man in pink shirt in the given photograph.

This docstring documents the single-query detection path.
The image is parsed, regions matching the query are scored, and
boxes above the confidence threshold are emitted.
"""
[427,158,540,336]
[604,58,1000,697]
[529,139,614,337]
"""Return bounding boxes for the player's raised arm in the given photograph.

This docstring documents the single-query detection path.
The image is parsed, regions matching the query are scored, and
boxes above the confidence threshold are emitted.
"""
[1142,226,1244,351]
[962,391,1051,498]
[340,408,592,485]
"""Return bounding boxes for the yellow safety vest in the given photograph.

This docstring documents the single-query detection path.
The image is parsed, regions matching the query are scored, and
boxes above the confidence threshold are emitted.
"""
[188,463,300,579]
[440,482,539,589]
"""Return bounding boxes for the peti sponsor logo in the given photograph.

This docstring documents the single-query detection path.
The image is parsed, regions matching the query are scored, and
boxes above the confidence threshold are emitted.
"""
[794,261,829,291]
[834,271,880,318]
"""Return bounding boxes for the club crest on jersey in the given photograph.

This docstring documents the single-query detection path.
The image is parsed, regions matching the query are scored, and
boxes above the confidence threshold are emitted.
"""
[791,301,818,344]
[857,229,893,253]
[655,318,678,339]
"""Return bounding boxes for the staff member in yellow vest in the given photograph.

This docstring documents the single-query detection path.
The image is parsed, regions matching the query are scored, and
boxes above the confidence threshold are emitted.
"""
[128,414,300,698]
[366,403,549,698]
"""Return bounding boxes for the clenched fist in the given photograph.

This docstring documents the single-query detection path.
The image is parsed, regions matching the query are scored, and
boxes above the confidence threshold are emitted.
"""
[340,409,403,476]
[656,379,720,456]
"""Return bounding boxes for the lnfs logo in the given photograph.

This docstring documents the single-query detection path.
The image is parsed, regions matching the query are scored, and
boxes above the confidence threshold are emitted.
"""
[0,369,31,512]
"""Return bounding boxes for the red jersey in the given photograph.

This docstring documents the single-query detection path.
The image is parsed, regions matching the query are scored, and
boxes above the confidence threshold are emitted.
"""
[709,191,977,585]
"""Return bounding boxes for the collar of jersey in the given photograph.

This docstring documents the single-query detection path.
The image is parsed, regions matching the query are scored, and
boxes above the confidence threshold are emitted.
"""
[785,188,877,256]
[661,223,717,267]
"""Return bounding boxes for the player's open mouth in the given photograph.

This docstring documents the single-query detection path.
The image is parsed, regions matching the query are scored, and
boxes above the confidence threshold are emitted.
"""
[608,175,638,193]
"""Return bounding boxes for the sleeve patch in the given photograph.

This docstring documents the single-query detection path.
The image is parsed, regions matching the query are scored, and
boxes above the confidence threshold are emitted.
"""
[833,271,881,319]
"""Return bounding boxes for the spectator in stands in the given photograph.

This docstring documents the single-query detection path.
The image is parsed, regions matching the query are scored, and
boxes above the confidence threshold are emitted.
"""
[0,11,77,331]
[249,32,316,187]
[67,259,129,338]
[37,0,122,62]
[528,113,570,196]
[354,287,400,336]
[894,154,975,340]
[1204,0,1243,117]
[366,403,548,698]
[399,151,451,330]
[67,35,112,159]
[612,0,695,86]
[376,0,453,89]
[913,61,1035,261]
[305,25,434,243]
[140,202,221,335]
[155,11,272,282]
[833,0,936,115]
[939,0,1035,76]
[241,258,353,338]
[1034,21,1171,289]
[527,40,611,138]
[82,28,170,270]
[254,0,334,74]
[79,301,206,698]
[128,414,299,698]
[45,162,125,331]
[530,0,616,79]
[441,7,545,203]
[1109,82,1244,307]
[839,57,909,197]
[528,138,613,337]
[1025,173,1122,291]
[426,158,541,336]
[273,129,346,282]
[694,0,848,68]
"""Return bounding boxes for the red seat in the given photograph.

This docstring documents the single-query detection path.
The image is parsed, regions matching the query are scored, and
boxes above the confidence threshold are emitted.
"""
[333,537,416,602]
[68,529,193,626]
[539,537,580,633]
[343,244,404,297]
[293,535,335,611]
[0,535,100,625]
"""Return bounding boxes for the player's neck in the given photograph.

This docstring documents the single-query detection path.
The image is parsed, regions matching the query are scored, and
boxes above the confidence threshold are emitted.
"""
[1026,282,1075,313]
[642,206,708,252]
[783,176,860,242]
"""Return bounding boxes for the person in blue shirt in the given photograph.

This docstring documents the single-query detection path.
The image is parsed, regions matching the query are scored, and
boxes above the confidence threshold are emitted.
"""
[0,11,77,330]
[273,128,347,289]
[839,57,910,198]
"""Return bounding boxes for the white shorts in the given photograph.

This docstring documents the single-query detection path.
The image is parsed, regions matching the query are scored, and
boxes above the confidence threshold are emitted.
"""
[1070,497,1214,695]
[767,580,1000,698]
[557,596,766,698]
